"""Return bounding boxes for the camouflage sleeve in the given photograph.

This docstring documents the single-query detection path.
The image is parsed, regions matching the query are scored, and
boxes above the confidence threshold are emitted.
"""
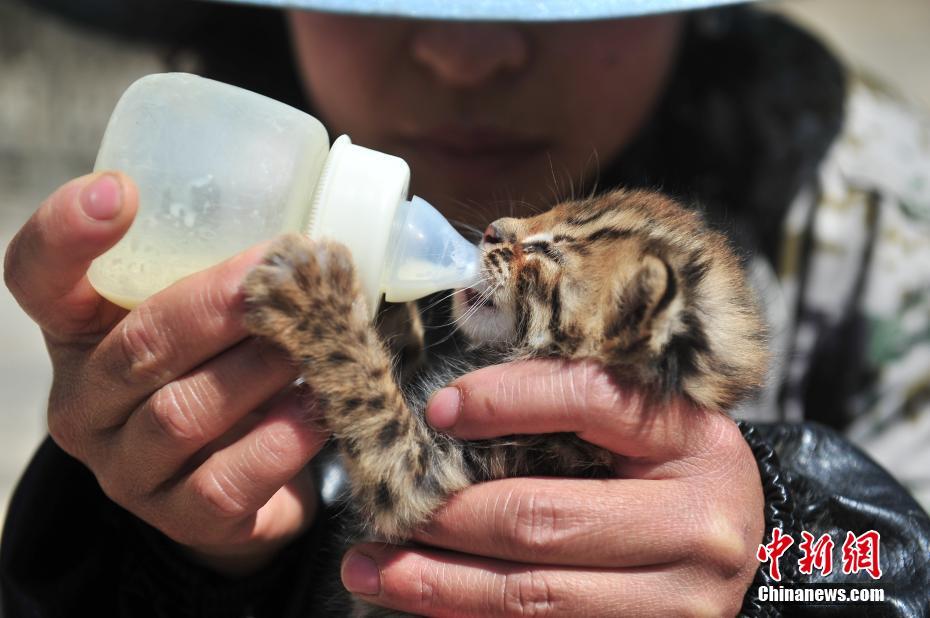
[775,78,930,510]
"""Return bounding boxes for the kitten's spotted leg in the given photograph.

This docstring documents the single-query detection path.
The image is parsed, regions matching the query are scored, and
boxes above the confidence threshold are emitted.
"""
[243,235,469,540]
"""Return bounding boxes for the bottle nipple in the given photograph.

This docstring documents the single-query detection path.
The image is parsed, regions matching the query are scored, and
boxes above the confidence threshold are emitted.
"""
[383,196,480,302]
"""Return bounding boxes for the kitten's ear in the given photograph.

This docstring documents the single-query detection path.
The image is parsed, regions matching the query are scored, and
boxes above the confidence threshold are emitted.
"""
[603,254,674,355]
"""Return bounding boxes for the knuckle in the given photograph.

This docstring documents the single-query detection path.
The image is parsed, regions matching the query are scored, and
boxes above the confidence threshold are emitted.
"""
[194,280,236,329]
[116,306,174,386]
[159,522,196,547]
[502,489,561,554]
[46,381,91,459]
[146,382,208,445]
[157,515,208,547]
[95,466,136,508]
[191,468,250,520]
[161,515,242,549]
[252,427,295,470]
[717,417,748,453]
[501,570,557,616]
[685,512,751,580]
[250,339,278,373]
[717,414,744,444]
[700,415,747,465]
[46,400,76,453]
[95,473,122,504]
[571,361,621,416]
[415,564,439,609]
[473,373,508,418]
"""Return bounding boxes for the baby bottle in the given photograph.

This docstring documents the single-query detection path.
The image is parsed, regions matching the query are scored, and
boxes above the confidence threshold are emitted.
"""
[87,73,479,318]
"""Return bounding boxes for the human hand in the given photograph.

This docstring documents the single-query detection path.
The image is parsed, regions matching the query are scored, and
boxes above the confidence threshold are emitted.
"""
[340,359,764,616]
[4,172,328,575]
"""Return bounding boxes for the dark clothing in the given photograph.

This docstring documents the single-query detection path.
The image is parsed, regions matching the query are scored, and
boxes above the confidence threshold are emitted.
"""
[3,426,929,617]
[0,438,332,617]
[3,3,930,617]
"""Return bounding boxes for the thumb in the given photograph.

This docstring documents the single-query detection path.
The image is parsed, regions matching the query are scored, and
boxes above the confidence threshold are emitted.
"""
[4,171,138,340]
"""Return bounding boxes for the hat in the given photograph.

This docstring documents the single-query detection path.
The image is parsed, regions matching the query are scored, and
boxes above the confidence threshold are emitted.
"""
[209,0,756,21]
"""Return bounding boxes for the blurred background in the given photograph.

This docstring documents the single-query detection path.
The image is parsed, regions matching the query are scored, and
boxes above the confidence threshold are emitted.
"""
[1,0,929,527]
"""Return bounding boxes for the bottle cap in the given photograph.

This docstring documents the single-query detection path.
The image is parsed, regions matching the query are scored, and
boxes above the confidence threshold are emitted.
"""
[310,136,479,316]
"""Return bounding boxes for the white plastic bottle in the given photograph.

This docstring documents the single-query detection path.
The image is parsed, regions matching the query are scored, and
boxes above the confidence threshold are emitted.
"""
[87,73,479,318]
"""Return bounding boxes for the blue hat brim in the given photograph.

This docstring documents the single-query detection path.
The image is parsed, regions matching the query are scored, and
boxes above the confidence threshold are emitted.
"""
[207,0,755,21]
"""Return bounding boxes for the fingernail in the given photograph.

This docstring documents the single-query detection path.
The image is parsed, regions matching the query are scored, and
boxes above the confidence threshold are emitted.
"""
[341,551,380,595]
[80,174,123,220]
[427,387,460,430]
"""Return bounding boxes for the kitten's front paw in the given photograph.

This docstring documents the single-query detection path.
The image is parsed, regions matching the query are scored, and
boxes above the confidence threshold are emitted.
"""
[243,234,367,343]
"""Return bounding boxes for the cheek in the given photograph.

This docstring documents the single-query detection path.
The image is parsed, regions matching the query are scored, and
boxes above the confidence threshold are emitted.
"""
[287,12,405,138]
[540,16,684,165]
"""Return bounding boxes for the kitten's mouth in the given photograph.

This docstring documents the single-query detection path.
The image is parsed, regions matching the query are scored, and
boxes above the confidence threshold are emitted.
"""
[453,282,513,343]
[462,287,495,310]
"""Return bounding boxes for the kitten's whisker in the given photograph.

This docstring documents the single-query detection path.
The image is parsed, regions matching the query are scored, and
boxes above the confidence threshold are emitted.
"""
[421,279,502,351]
[585,147,602,199]
[418,267,495,320]
[422,323,461,351]
[508,199,544,216]
[446,197,500,229]
[546,152,562,206]
[418,288,464,315]
[451,281,502,329]
[449,219,484,242]
[434,279,501,332]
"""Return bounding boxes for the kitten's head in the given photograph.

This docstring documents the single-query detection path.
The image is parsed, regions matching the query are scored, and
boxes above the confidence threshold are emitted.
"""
[451,189,767,409]
[452,190,680,355]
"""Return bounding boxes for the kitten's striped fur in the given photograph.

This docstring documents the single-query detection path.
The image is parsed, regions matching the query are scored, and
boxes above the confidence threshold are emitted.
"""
[243,189,767,610]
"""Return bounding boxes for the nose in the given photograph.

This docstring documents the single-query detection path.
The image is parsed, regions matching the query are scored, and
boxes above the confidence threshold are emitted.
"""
[411,22,529,88]
[483,223,503,244]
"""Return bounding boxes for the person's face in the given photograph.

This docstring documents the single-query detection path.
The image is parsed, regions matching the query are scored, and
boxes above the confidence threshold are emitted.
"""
[288,12,683,224]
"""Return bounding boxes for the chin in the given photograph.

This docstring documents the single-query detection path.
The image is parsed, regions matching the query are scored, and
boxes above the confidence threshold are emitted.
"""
[451,289,515,344]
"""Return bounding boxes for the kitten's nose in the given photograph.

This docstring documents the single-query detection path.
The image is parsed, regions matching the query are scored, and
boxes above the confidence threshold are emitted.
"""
[483,223,502,244]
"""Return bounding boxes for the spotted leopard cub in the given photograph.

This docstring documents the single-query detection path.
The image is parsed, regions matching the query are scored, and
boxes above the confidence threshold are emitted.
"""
[243,188,767,544]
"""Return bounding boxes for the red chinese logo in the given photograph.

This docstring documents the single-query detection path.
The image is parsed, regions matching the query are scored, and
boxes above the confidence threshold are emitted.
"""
[757,527,794,581]
[841,530,883,579]
[798,531,834,576]
[757,529,882,580]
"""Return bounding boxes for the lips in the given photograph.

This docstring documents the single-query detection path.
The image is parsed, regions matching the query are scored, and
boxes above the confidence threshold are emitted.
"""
[396,126,551,175]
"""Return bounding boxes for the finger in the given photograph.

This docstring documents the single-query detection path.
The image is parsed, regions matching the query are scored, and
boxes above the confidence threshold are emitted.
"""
[405,477,749,571]
[186,465,320,576]
[341,544,733,617]
[4,172,137,338]
[161,390,329,545]
[426,358,708,459]
[109,337,298,490]
[58,242,271,434]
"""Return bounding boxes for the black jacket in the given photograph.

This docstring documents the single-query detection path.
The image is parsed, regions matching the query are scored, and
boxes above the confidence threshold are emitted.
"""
[3,425,929,617]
